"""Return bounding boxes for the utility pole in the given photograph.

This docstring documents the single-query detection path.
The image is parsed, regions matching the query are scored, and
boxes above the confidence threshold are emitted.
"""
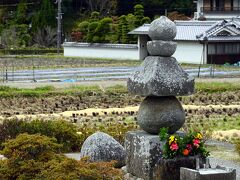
[56,0,62,54]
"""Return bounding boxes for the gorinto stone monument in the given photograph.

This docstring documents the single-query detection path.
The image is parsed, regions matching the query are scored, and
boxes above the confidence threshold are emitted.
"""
[125,16,195,179]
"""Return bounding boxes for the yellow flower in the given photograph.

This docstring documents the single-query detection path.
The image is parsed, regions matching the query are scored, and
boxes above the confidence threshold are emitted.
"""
[169,135,176,145]
[195,133,203,140]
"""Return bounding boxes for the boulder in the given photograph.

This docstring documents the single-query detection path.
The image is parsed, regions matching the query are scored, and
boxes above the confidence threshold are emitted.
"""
[127,56,194,96]
[137,96,185,134]
[147,40,177,57]
[148,16,177,41]
[80,132,126,167]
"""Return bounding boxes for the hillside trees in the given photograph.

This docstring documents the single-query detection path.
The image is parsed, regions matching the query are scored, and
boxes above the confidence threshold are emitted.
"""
[73,4,150,44]
[32,0,56,32]
[85,0,117,16]
[15,0,28,24]
[1,0,31,47]
[31,0,57,47]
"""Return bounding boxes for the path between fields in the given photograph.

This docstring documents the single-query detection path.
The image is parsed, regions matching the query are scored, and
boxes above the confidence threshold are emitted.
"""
[1,78,240,89]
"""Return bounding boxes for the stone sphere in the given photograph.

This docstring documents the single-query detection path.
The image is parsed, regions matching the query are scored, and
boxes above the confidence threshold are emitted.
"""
[148,16,177,41]
[137,96,185,134]
[147,40,177,56]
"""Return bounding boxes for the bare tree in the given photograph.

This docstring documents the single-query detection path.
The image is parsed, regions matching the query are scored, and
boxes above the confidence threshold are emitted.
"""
[33,26,57,47]
[85,0,117,16]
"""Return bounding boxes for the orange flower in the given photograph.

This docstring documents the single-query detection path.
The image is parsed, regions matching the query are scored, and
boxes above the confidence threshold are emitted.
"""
[183,149,190,156]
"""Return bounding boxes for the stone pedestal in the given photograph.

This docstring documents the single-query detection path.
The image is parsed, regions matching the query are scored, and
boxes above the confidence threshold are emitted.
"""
[125,131,163,180]
[125,130,188,180]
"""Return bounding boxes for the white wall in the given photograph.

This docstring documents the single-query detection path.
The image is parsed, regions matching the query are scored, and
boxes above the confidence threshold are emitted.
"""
[63,43,139,60]
[173,41,204,64]
[63,41,205,64]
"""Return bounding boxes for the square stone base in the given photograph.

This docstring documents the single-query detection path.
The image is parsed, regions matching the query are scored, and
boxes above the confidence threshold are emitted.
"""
[125,130,203,180]
[125,130,163,180]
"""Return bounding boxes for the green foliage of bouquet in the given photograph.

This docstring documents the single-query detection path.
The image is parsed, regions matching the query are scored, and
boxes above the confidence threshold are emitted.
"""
[159,128,210,159]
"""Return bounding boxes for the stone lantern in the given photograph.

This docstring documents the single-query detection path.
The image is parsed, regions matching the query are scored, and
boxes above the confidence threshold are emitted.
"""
[125,16,195,179]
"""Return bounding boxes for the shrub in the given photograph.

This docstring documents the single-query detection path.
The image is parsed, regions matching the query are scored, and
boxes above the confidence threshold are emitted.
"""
[33,26,57,47]
[0,119,82,152]
[1,24,31,48]
[141,16,151,24]
[95,17,113,42]
[0,133,62,179]
[90,11,100,21]
[0,134,122,179]
[36,158,122,180]
[87,22,99,42]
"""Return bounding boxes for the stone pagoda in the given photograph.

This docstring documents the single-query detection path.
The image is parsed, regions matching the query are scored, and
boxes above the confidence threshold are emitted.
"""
[125,16,195,179]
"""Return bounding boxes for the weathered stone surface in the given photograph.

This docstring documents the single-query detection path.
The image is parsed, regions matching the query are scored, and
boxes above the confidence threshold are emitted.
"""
[80,132,126,167]
[148,16,177,41]
[125,131,188,180]
[147,40,177,56]
[125,131,163,180]
[127,56,194,96]
[153,156,206,180]
[137,96,185,134]
[180,166,236,180]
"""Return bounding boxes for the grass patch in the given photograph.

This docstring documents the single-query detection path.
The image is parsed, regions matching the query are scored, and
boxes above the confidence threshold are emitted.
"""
[0,85,102,97]
[0,81,239,97]
[206,145,240,161]
[196,82,240,93]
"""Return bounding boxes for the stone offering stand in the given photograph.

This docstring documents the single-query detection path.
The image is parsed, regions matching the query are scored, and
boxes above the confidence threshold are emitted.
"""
[125,16,195,180]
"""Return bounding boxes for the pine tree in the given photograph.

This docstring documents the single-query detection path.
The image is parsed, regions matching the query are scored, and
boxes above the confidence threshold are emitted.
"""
[32,0,56,32]
[16,0,28,24]
[134,4,144,27]
[118,15,129,44]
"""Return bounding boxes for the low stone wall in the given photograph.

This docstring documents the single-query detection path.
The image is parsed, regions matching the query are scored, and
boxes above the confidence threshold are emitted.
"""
[63,42,139,60]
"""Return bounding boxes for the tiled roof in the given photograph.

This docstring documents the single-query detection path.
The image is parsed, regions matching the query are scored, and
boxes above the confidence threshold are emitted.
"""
[128,19,240,42]
[128,21,215,41]
[175,21,214,41]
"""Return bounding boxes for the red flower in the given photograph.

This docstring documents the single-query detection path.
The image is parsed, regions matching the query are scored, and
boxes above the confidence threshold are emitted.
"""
[186,144,192,151]
[193,139,200,148]
[183,149,190,156]
[170,143,179,151]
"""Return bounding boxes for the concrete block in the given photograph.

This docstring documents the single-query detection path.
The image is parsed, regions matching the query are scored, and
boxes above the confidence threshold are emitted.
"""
[180,166,236,180]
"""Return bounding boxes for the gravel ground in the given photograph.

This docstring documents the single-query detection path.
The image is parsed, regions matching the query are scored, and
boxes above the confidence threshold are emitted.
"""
[65,140,240,179]
[65,153,240,179]
[0,77,240,89]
